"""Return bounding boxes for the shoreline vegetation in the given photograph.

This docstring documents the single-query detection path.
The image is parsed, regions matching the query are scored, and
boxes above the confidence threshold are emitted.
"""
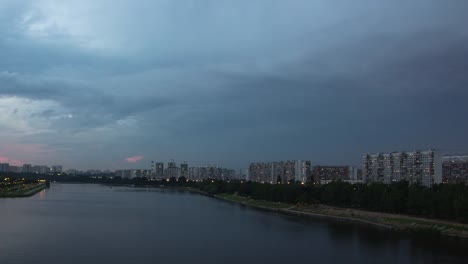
[211,192,468,239]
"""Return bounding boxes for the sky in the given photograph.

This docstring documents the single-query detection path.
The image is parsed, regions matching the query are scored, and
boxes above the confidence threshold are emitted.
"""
[1,0,468,170]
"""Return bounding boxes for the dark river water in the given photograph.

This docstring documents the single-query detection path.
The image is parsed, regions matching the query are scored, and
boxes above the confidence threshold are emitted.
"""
[1,183,467,264]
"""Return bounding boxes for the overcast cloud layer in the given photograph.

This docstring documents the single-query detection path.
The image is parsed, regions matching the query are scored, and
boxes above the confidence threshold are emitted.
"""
[1,0,468,170]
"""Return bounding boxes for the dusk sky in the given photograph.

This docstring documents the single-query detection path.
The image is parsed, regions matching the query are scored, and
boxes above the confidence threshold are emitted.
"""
[1,0,468,170]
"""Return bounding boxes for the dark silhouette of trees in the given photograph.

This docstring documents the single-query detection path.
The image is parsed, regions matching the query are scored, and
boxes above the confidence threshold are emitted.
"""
[187,180,468,223]
[178,176,187,183]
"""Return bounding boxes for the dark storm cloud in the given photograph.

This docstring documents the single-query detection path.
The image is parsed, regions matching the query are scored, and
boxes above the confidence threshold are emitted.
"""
[0,0,467,169]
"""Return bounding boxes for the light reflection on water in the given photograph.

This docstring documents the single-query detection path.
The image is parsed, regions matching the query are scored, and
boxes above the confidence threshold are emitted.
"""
[0,183,467,264]
[37,189,46,200]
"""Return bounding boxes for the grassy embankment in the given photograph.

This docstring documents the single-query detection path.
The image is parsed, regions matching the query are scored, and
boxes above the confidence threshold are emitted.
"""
[0,183,47,198]
[216,193,292,209]
[215,193,468,239]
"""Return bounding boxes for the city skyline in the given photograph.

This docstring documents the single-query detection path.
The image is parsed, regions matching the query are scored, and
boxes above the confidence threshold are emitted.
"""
[3,148,468,172]
[3,150,468,185]
[1,1,468,170]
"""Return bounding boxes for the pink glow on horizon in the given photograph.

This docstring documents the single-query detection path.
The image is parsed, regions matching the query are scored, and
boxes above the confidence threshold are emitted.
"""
[0,156,23,166]
[0,143,49,166]
[6,143,46,153]
[125,155,144,163]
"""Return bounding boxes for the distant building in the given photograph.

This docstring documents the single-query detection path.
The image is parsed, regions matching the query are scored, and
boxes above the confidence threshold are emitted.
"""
[115,170,132,179]
[180,163,189,179]
[312,166,359,183]
[52,165,63,173]
[188,166,235,181]
[442,155,468,184]
[9,166,21,173]
[248,160,311,184]
[228,169,246,181]
[0,163,9,172]
[220,168,236,181]
[66,169,81,175]
[115,169,149,179]
[86,169,104,175]
[151,162,164,178]
[32,165,50,174]
[22,164,32,173]
[164,162,179,179]
[236,169,247,181]
[248,162,272,183]
[295,160,311,183]
[363,150,442,187]
[356,169,363,181]
[188,167,200,181]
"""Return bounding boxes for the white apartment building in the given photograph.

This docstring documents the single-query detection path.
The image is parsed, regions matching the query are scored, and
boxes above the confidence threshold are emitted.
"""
[363,150,442,187]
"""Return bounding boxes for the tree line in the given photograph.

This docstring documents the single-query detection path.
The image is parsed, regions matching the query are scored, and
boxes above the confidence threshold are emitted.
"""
[190,179,468,223]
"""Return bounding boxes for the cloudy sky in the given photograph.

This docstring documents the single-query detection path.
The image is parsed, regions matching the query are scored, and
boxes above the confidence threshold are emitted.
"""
[1,0,467,170]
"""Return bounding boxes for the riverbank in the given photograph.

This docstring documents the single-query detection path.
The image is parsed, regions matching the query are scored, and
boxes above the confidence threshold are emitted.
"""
[98,183,468,239]
[214,193,468,239]
[0,183,47,198]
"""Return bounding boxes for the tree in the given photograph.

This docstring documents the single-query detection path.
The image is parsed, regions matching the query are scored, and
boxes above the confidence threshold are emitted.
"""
[178,176,187,183]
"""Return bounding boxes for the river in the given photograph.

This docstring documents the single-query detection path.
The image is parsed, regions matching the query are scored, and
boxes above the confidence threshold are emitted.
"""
[0,183,467,264]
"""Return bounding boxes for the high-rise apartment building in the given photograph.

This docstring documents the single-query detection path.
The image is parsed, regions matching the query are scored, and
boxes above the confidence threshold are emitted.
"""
[0,163,9,172]
[295,160,311,183]
[8,166,21,173]
[248,160,311,184]
[151,161,165,177]
[363,150,442,187]
[313,166,347,182]
[248,162,273,183]
[188,166,234,181]
[155,162,164,178]
[442,155,468,184]
[164,162,179,179]
[115,169,149,179]
[312,166,362,184]
[52,165,63,173]
[22,164,32,173]
[32,165,50,174]
[180,163,189,178]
